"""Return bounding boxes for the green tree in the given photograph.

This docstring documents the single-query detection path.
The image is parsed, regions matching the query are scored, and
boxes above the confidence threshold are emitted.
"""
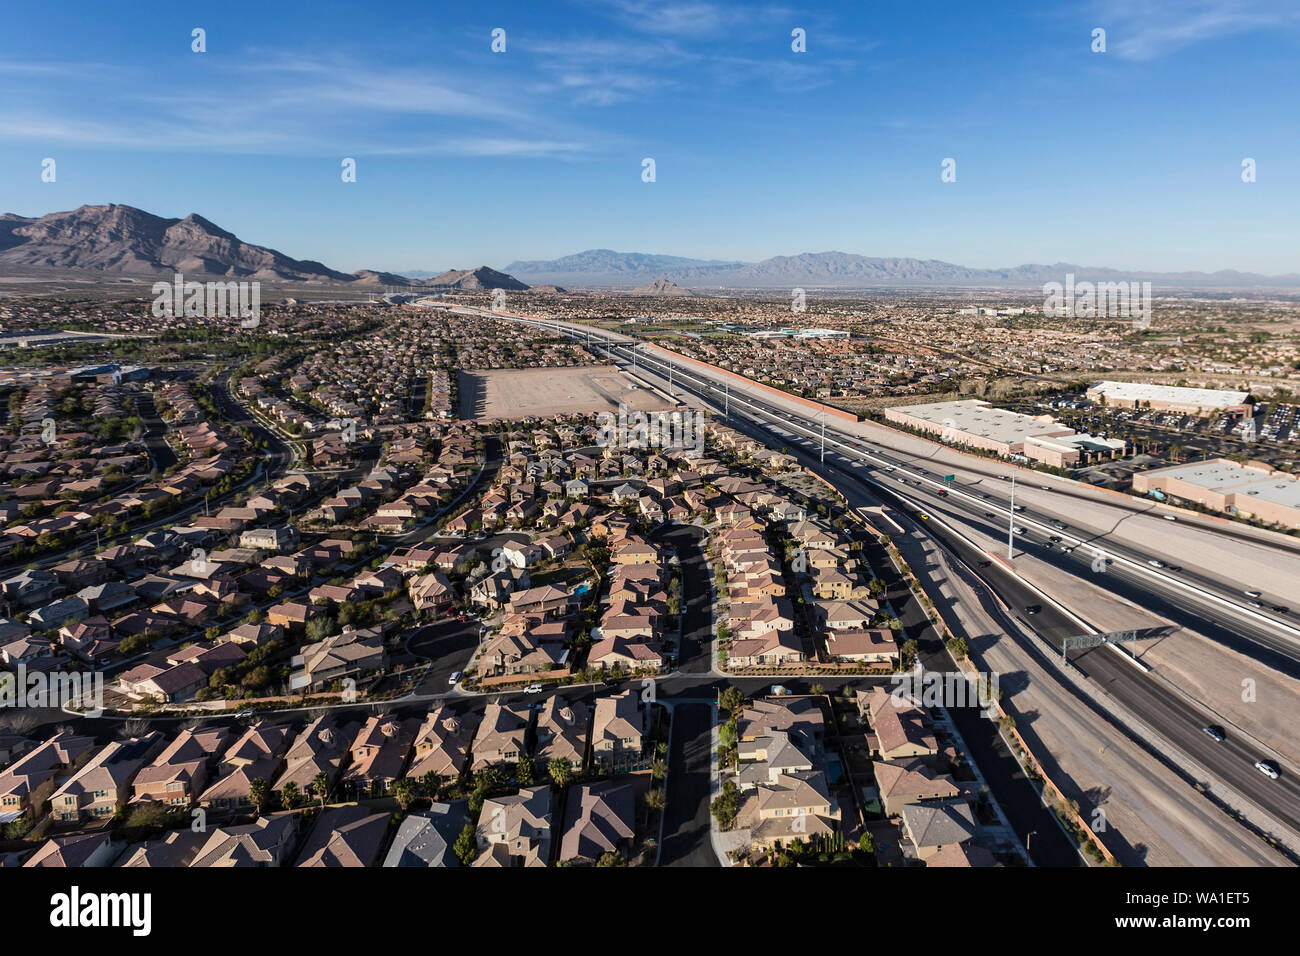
[711,780,740,831]
[421,771,443,800]
[312,771,331,808]
[719,685,745,715]
[548,757,574,787]
[454,822,478,866]
[249,777,268,816]
[281,781,301,809]
[392,778,415,811]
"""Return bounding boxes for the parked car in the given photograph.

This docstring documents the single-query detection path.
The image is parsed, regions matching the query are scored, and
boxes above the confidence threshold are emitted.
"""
[448,671,462,686]
[524,683,544,694]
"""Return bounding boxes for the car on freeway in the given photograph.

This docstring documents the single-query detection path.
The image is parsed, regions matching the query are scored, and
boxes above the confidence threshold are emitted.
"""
[1013,504,1026,512]
[936,489,948,497]
[977,560,992,567]
[1062,546,1074,553]
[524,683,544,694]
[1272,605,1289,614]
[1244,590,1262,598]
[1248,600,1263,608]
[1148,559,1165,568]
[1053,522,1067,530]
[1025,605,1042,614]
[448,671,462,686]
[1014,526,1026,535]
[1049,535,1062,542]
[1040,486,1051,491]
[1164,514,1177,521]
[1202,725,1226,742]
[984,512,996,518]
[1254,760,1281,780]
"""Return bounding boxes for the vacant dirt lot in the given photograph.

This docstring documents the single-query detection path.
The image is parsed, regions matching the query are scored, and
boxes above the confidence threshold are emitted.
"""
[459,365,673,420]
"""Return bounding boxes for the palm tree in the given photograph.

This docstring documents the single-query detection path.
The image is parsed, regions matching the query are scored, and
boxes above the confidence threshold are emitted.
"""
[421,772,443,801]
[249,778,268,817]
[312,771,331,809]
[281,781,300,810]
[392,778,415,812]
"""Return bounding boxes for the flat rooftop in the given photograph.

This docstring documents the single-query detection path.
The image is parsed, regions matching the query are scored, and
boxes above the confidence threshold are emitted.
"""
[888,399,1073,446]
[1141,459,1300,510]
[1088,380,1249,408]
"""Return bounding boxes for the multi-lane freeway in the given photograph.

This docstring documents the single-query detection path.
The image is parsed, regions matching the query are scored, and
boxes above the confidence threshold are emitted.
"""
[484,309,1300,855]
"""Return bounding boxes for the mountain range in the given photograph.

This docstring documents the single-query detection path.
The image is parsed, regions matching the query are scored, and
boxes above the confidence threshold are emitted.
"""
[504,249,1300,290]
[0,204,526,290]
[2,205,1296,292]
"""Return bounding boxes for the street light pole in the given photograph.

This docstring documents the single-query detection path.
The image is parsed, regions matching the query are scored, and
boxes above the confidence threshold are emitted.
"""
[1007,474,1015,561]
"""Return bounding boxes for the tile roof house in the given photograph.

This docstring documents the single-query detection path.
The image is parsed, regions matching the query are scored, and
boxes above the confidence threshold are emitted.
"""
[272,714,358,800]
[534,697,590,767]
[189,812,298,867]
[131,726,232,807]
[382,801,470,868]
[872,758,962,817]
[406,706,479,781]
[590,690,643,768]
[23,831,120,868]
[559,781,635,863]
[857,688,939,761]
[50,733,165,823]
[471,702,531,771]
[475,786,552,867]
[296,805,392,867]
[198,722,293,810]
[0,730,97,819]
[899,802,980,861]
[342,714,419,795]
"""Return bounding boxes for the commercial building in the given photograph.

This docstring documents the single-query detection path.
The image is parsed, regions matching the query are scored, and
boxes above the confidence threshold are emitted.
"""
[1085,381,1252,417]
[1132,458,1300,530]
[884,399,1124,468]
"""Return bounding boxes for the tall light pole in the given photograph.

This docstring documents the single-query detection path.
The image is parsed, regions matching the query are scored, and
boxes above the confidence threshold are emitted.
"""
[1007,474,1015,561]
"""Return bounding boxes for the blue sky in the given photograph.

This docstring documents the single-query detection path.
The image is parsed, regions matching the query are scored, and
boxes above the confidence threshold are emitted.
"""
[1,0,1297,274]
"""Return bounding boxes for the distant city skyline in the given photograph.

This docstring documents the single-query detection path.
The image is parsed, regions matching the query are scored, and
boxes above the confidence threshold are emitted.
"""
[2,0,1298,274]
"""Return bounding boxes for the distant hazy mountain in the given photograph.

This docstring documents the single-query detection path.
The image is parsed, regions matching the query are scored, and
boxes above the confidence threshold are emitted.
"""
[504,249,745,285]
[502,248,1300,290]
[630,277,695,296]
[425,266,529,291]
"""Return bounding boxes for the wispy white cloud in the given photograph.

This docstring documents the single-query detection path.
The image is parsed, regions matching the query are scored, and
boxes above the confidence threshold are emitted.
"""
[0,53,598,157]
[1090,0,1300,60]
